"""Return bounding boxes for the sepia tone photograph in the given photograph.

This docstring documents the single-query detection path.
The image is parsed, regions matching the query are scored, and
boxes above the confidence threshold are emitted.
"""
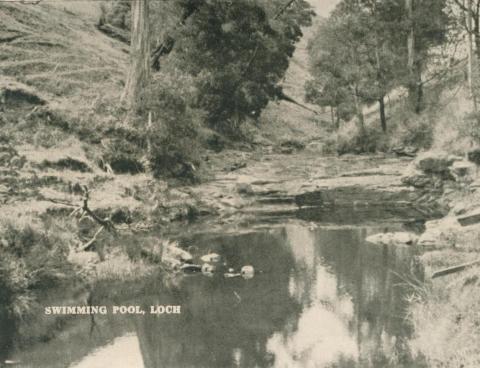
[1,0,480,367]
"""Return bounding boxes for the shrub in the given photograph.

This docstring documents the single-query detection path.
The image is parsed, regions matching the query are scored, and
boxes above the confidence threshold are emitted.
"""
[0,218,78,318]
[144,72,203,182]
[101,138,145,174]
[336,123,387,155]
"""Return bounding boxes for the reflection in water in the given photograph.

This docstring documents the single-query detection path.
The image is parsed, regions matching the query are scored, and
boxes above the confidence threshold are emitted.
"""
[4,222,424,368]
[70,334,144,368]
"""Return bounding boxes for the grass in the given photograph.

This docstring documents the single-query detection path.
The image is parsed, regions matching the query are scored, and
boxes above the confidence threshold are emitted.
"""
[407,213,480,368]
[408,256,480,368]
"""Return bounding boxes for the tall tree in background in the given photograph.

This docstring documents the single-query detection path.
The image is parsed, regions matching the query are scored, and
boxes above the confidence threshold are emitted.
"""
[451,0,479,110]
[306,14,368,130]
[361,0,405,132]
[467,0,478,110]
[405,0,419,111]
[121,0,150,112]
[404,0,449,112]
[307,0,403,132]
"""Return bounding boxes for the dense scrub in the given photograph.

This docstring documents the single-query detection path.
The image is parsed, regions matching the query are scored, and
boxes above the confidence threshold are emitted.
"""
[0,217,79,318]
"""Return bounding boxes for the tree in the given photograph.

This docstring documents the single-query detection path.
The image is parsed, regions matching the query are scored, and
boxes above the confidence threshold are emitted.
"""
[307,1,402,132]
[103,0,313,133]
[121,0,151,112]
[450,0,480,110]
[403,0,449,112]
[167,0,313,133]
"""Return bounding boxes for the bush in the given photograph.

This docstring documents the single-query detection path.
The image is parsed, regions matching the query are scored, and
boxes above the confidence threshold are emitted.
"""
[336,123,387,155]
[101,138,145,174]
[391,112,434,150]
[0,218,78,318]
[145,73,203,183]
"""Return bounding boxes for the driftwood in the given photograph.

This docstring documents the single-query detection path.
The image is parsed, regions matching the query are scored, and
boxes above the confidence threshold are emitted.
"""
[96,23,130,44]
[277,90,320,115]
[432,259,480,279]
[45,186,116,250]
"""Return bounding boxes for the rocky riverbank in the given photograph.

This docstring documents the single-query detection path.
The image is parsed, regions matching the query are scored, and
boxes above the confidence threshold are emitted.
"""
[362,149,480,367]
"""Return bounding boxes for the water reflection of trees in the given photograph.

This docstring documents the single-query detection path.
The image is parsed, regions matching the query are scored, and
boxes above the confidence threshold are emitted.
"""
[278,225,422,368]
[134,231,301,368]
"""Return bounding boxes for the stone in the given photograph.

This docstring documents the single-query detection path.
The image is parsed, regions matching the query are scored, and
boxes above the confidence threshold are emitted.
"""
[241,265,255,279]
[236,183,254,196]
[366,232,419,246]
[417,217,460,250]
[220,197,244,209]
[276,139,305,154]
[450,160,477,179]
[468,148,480,165]
[392,145,418,157]
[401,167,433,188]
[457,210,480,226]
[200,253,222,264]
[415,151,455,175]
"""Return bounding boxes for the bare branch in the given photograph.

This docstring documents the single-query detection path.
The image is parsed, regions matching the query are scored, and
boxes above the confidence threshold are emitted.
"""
[274,0,298,20]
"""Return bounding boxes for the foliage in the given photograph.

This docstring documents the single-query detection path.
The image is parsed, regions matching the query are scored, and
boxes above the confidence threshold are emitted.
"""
[306,0,449,134]
[0,218,79,318]
[145,71,203,182]
[101,0,313,135]
[168,0,313,133]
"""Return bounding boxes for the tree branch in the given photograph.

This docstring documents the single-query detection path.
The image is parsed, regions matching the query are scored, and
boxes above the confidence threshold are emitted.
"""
[274,0,298,20]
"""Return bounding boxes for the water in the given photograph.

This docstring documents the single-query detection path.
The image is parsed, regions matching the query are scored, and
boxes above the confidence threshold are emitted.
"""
[1,213,426,368]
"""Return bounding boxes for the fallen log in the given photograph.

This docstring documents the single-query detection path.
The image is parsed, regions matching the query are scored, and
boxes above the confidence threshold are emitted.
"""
[96,23,130,44]
[457,211,480,226]
[431,259,480,279]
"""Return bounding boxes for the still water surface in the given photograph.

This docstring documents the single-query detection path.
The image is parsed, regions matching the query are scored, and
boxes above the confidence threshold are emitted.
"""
[3,216,426,368]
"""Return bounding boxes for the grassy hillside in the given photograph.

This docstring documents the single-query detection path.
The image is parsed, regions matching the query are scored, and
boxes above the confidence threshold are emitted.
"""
[1,2,127,121]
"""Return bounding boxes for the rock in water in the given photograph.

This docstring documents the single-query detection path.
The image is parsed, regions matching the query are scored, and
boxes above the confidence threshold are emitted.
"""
[181,264,202,274]
[201,263,216,276]
[366,232,419,246]
[201,252,222,264]
[241,265,255,279]
[163,243,193,263]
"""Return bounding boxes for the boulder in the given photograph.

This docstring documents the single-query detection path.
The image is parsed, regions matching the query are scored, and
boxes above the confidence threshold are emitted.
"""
[450,160,477,179]
[467,148,480,165]
[417,217,460,250]
[401,168,434,188]
[414,151,455,176]
[366,232,418,246]
[276,139,305,154]
[457,209,480,226]
[236,182,254,196]
[392,145,418,157]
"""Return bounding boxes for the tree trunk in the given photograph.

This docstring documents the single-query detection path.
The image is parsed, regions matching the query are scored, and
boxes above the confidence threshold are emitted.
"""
[406,0,422,113]
[352,87,365,130]
[379,97,386,132]
[121,0,150,112]
[406,0,415,72]
[467,0,478,111]
[474,4,480,61]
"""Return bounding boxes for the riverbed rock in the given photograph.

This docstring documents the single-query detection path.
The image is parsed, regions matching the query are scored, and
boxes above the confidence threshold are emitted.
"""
[401,167,435,188]
[450,160,477,180]
[457,209,480,226]
[415,151,456,176]
[366,232,419,246]
[467,148,480,165]
[236,183,254,196]
[418,217,461,250]
[276,139,305,154]
[392,145,418,157]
